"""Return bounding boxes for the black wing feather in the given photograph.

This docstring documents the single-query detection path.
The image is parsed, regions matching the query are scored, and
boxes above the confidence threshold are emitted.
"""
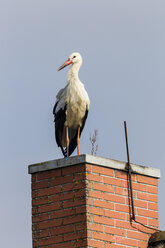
[53,102,67,156]
[53,103,88,158]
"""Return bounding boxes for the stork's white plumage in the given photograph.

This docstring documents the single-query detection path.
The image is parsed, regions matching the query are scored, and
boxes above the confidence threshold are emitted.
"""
[53,52,90,157]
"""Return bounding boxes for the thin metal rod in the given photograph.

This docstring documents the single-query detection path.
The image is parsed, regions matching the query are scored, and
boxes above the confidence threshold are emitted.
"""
[124,121,161,231]
[124,121,135,221]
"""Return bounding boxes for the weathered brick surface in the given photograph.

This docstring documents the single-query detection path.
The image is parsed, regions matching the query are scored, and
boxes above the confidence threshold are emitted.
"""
[86,165,159,248]
[31,164,87,248]
[31,163,159,248]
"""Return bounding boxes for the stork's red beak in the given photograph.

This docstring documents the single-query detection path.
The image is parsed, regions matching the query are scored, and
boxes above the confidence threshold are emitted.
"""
[58,59,72,71]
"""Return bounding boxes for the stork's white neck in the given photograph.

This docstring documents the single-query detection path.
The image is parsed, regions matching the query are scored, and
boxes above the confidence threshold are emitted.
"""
[67,63,81,84]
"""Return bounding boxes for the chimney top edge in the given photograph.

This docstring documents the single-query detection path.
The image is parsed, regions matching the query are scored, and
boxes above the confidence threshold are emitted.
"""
[28,154,160,178]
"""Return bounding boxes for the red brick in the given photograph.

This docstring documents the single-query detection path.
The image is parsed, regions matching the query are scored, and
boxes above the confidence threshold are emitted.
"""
[32,190,37,199]
[50,175,73,186]
[131,215,148,225]
[116,220,137,230]
[137,208,158,219]
[50,208,75,219]
[87,222,104,232]
[32,213,50,222]
[127,230,148,241]
[50,241,75,248]
[33,229,50,239]
[64,230,86,241]
[104,193,125,204]
[88,239,105,248]
[76,238,88,247]
[74,172,86,181]
[32,175,36,182]
[38,235,62,246]
[32,180,49,190]
[75,222,87,231]
[87,173,103,182]
[38,219,62,229]
[137,192,158,202]
[93,199,114,210]
[88,190,103,199]
[86,164,92,172]
[115,203,130,213]
[138,240,149,248]
[116,236,138,247]
[137,224,155,234]
[76,205,86,214]
[115,187,128,196]
[93,165,114,177]
[75,188,86,197]
[88,206,104,216]
[93,232,115,242]
[51,225,75,235]
[132,182,147,192]
[93,200,114,209]
[137,175,158,186]
[134,199,148,208]
[32,206,38,215]
[32,223,38,232]
[62,181,85,192]
[87,230,93,238]
[37,185,61,197]
[63,214,86,225]
[148,202,158,211]
[37,169,61,180]
[38,202,61,213]
[93,182,114,193]
[148,218,159,227]
[148,185,158,194]
[115,170,131,180]
[104,177,125,187]
[50,191,74,202]
[33,240,38,247]
[31,162,160,248]
[104,209,126,220]
[125,192,137,205]
[93,215,114,226]
[63,197,86,208]
[32,197,48,206]
[87,181,93,189]
[121,206,136,218]
[62,164,85,175]
[105,226,126,236]
[106,244,125,248]
[87,198,93,206]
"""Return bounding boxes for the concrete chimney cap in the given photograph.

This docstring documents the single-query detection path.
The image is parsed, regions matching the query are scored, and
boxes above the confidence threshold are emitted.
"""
[28,154,161,179]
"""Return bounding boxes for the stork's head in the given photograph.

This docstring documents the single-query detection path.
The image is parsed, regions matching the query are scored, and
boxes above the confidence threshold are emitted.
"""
[58,52,82,71]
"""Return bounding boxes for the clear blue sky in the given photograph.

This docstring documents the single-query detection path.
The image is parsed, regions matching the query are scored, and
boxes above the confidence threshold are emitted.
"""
[1,1,165,247]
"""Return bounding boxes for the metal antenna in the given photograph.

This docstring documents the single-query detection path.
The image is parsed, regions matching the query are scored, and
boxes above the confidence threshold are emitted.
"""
[124,121,161,231]
[124,121,135,221]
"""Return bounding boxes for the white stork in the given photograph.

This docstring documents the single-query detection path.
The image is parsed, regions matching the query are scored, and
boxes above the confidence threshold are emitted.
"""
[53,52,90,158]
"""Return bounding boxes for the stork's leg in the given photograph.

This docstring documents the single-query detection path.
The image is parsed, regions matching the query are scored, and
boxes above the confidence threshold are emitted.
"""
[77,125,80,156]
[66,125,69,158]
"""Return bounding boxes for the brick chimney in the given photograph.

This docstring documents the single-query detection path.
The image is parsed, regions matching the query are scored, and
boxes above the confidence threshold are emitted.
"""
[29,154,160,248]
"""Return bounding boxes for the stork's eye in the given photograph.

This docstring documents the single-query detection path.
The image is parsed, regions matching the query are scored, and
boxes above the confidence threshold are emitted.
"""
[73,56,76,58]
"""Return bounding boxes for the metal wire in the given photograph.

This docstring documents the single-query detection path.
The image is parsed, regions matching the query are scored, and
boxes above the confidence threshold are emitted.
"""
[124,121,160,232]
[124,121,135,221]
